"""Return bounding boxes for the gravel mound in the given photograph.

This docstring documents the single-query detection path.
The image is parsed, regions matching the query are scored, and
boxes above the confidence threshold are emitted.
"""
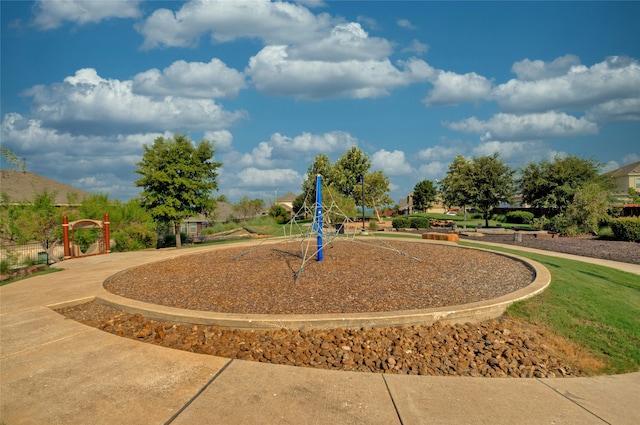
[57,301,581,378]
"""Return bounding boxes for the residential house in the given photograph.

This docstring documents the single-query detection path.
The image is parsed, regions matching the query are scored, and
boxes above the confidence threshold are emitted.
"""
[402,192,447,215]
[275,192,298,214]
[180,201,234,237]
[606,160,640,201]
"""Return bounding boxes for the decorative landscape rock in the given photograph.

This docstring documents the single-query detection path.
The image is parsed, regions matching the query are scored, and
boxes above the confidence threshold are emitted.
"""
[58,301,581,378]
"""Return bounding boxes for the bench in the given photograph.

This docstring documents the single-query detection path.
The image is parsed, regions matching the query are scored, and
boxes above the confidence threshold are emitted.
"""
[422,232,460,242]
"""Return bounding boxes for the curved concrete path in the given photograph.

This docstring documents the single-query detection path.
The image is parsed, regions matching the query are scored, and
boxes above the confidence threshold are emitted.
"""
[1,242,639,424]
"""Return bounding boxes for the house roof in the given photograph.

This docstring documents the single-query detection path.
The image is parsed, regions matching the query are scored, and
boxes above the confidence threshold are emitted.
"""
[0,170,94,206]
[276,192,298,203]
[184,201,234,223]
[606,161,640,178]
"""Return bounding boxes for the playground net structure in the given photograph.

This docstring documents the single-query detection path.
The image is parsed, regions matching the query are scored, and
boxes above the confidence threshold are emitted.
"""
[233,175,420,284]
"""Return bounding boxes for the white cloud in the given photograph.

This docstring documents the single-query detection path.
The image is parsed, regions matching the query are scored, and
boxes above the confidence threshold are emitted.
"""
[204,130,234,152]
[471,140,560,162]
[424,71,493,106]
[231,131,358,168]
[32,0,142,30]
[297,0,327,8]
[511,55,581,81]
[132,59,246,99]
[621,153,640,165]
[417,161,449,181]
[1,112,165,200]
[493,56,640,114]
[237,167,303,188]
[269,131,357,154]
[444,112,599,141]
[417,145,463,161]
[288,22,392,61]
[136,0,331,49]
[239,142,275,167]
[24,68,247,135]
[402,39,429,55]
[356,15,379,31]
[247,46,433,99]
[136,1,433,101]
[372,149,414,176]
[397,19,416,30]
[585,98,640,123]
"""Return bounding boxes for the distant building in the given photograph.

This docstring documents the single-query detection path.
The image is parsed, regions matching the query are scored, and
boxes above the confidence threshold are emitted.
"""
[0,170,94,206]
[606,161,640,201]
[401,192,447,215]
[275,192,298,213]
[180,201,234,237]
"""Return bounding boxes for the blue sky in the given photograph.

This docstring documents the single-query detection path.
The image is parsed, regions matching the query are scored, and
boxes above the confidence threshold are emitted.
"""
[2,1,639,204]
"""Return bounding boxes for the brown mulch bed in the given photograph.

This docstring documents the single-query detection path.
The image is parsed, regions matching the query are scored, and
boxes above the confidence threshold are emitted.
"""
[104,240,534,314]
[56,236,634,378]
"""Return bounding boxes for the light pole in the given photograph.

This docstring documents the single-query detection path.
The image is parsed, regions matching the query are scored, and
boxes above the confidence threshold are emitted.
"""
[360,174,365,231]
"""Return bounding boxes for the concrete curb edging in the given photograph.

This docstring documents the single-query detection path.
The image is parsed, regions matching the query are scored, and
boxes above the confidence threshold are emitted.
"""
[93,241,551,330]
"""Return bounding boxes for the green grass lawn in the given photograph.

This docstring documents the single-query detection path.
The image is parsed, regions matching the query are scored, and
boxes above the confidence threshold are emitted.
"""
[0,267,62,287]
[461,241,640,374]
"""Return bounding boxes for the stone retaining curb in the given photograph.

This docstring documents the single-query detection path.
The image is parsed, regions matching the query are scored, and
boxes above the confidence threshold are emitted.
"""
[93,241,550,330]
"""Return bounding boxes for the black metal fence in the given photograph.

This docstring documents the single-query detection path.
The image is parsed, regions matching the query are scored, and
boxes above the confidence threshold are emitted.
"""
[0,241,53,268]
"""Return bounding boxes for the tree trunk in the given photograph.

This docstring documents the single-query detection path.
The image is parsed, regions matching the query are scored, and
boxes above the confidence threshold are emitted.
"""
[175,222,182,249]
[43,239,61,264]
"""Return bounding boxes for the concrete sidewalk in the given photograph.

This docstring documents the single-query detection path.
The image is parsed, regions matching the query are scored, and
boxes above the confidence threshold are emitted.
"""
[1,245,639,424]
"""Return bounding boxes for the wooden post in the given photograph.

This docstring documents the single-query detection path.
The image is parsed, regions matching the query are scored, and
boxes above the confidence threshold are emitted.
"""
[104,213,111,254]
[62,216,71,260]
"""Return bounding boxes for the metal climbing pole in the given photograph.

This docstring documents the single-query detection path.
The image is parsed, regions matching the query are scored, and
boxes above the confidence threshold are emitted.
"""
[315,174,323,262]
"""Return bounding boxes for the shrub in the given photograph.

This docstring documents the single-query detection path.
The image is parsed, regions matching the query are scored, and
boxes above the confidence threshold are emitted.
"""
[410,217,430,229]
[491,214,506,223]
[0,259,11,274]
[610,217,640,242]
[506,210,535,225]
[160,234,176,247]
[112,223,157,251]
[368,220,378,231]
[269,204,291,224]
[392,217,411,229]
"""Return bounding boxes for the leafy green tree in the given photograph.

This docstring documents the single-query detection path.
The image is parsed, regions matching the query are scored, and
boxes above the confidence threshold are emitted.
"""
[439,155,474,219]
[333,146,371,202]
[0,190,68,262]
[135,134,221,248]
[441,154,514,227]
[412,179,438,212]
[628,187,640,204]
[562,182,614,235]
[1,146,24,171]
[469,153,515,227]
[79,194,157,251]
[323,185,356,223]
[519,155,605,211]
[296,154,335,213]
[268,204,291,224]
[363,170,392,221]
[234,196,265,220]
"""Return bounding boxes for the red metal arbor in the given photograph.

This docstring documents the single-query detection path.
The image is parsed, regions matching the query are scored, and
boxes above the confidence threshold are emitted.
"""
[62,214,111,260]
